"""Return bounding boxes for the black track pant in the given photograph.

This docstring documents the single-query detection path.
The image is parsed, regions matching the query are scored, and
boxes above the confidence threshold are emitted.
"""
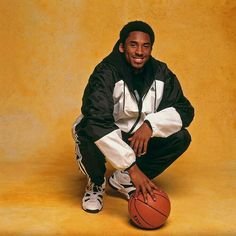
[75,129,191,185]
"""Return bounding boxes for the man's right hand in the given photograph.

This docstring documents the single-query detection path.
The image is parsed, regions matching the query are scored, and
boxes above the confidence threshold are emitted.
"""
[128,164,159,202]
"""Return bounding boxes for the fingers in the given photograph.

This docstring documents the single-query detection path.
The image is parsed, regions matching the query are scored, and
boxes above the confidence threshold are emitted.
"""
[133,140,139,156]
[140,185,148,203]
[129,138,145,157]
[129,135,149,157]
[138,180,157,203]
[133,180,151,203]
[128,123,152,156]
[143,140,148,155]
[130,138,140,156]
[147,182,157,201]
[137,141,143,157]
[134,186,140,199]
[130,167,158,203]
[129,137,135,150]
[150,181,160,191]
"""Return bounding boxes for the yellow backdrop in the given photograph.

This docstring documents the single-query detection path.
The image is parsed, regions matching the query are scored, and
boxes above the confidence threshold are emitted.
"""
[0,0,235,235]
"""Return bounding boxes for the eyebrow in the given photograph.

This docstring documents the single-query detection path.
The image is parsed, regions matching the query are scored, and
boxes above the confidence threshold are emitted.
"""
[129,40,151,45]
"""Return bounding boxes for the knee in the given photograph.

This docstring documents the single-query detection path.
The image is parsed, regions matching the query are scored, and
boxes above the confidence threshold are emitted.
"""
[170,129,191,153]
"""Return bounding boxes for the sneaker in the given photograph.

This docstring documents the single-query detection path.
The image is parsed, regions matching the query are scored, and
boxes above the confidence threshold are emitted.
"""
[108,170,136,199]
[82,178,106,213]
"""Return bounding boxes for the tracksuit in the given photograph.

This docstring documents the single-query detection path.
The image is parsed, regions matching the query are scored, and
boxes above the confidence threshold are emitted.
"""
[72,41,194,185]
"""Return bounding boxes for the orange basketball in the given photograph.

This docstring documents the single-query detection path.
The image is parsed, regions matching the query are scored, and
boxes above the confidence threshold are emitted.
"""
[128,189,171,229]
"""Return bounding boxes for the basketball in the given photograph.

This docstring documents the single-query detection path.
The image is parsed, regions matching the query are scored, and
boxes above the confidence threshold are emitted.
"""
[128,189,171,229]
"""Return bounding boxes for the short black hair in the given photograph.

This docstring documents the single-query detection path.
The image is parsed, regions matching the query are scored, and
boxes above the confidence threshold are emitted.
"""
[119,21,155,45]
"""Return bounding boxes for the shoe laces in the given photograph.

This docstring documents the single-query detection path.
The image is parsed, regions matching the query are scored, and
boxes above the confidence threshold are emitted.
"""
[87,182,103,193]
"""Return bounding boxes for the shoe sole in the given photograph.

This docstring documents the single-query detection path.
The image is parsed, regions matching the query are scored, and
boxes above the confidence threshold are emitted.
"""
[83,207,102,213]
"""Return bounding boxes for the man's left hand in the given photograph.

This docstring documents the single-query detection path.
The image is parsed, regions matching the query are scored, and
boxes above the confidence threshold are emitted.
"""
[128,122,152,157]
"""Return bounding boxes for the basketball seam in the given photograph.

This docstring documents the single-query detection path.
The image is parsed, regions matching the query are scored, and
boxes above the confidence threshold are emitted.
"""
[155,192,170,201]
[136,199,168,218]
[134,200,155,228]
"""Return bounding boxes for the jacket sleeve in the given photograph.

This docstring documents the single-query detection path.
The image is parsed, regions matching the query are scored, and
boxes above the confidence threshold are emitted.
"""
[145,65,194,137]
[77,63,135,169]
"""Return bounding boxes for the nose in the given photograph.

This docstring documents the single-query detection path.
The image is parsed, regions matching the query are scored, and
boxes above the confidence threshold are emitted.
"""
[135,46,143,56]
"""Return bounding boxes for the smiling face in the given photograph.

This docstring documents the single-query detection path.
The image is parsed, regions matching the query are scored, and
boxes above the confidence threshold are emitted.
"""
[119,31,152,70]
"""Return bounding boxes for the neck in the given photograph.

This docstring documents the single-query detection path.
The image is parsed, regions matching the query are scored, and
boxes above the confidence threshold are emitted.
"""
[131,67,144,74]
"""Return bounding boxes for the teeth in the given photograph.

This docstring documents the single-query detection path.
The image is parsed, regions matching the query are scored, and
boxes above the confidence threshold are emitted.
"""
[134,58,143,63]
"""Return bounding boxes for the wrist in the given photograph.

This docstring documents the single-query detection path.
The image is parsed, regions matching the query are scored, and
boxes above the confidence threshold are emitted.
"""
[144,120,152,131]
[125,162,136,171]
[128,164,139,175]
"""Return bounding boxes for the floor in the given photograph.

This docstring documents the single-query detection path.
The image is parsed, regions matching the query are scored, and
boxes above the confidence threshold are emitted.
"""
[0,145,235,236]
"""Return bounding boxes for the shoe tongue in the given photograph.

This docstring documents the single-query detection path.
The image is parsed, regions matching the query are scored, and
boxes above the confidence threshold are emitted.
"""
[93,185,99,192]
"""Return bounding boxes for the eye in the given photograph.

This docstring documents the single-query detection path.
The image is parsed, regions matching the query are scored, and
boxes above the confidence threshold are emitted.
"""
[130,42,137,47]
[143,44,151,48]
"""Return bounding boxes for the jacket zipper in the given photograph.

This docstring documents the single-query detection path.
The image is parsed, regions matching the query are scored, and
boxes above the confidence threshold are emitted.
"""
[127,80,156,134]
[127,90,143,134]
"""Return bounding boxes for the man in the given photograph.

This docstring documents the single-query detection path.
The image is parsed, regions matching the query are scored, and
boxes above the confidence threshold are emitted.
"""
[72,21,194,213]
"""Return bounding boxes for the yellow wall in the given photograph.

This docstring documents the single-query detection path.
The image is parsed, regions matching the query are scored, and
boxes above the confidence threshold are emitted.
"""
[1,0,235,164]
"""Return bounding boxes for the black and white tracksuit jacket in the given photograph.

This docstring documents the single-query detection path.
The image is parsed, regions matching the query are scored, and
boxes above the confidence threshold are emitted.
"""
[72,42,194,171]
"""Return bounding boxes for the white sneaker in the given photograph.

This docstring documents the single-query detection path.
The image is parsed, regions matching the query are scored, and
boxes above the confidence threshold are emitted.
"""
[108,170,136,199]
[82,178,106,213]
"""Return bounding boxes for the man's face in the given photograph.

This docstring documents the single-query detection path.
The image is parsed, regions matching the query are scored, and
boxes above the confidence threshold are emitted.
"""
[119,31,152,70]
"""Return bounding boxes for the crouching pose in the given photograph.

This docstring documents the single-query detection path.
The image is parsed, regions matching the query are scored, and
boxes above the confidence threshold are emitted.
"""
[72,21,194,213]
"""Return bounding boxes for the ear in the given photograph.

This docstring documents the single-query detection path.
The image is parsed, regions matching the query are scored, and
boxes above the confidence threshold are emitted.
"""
[119,43,124,53]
